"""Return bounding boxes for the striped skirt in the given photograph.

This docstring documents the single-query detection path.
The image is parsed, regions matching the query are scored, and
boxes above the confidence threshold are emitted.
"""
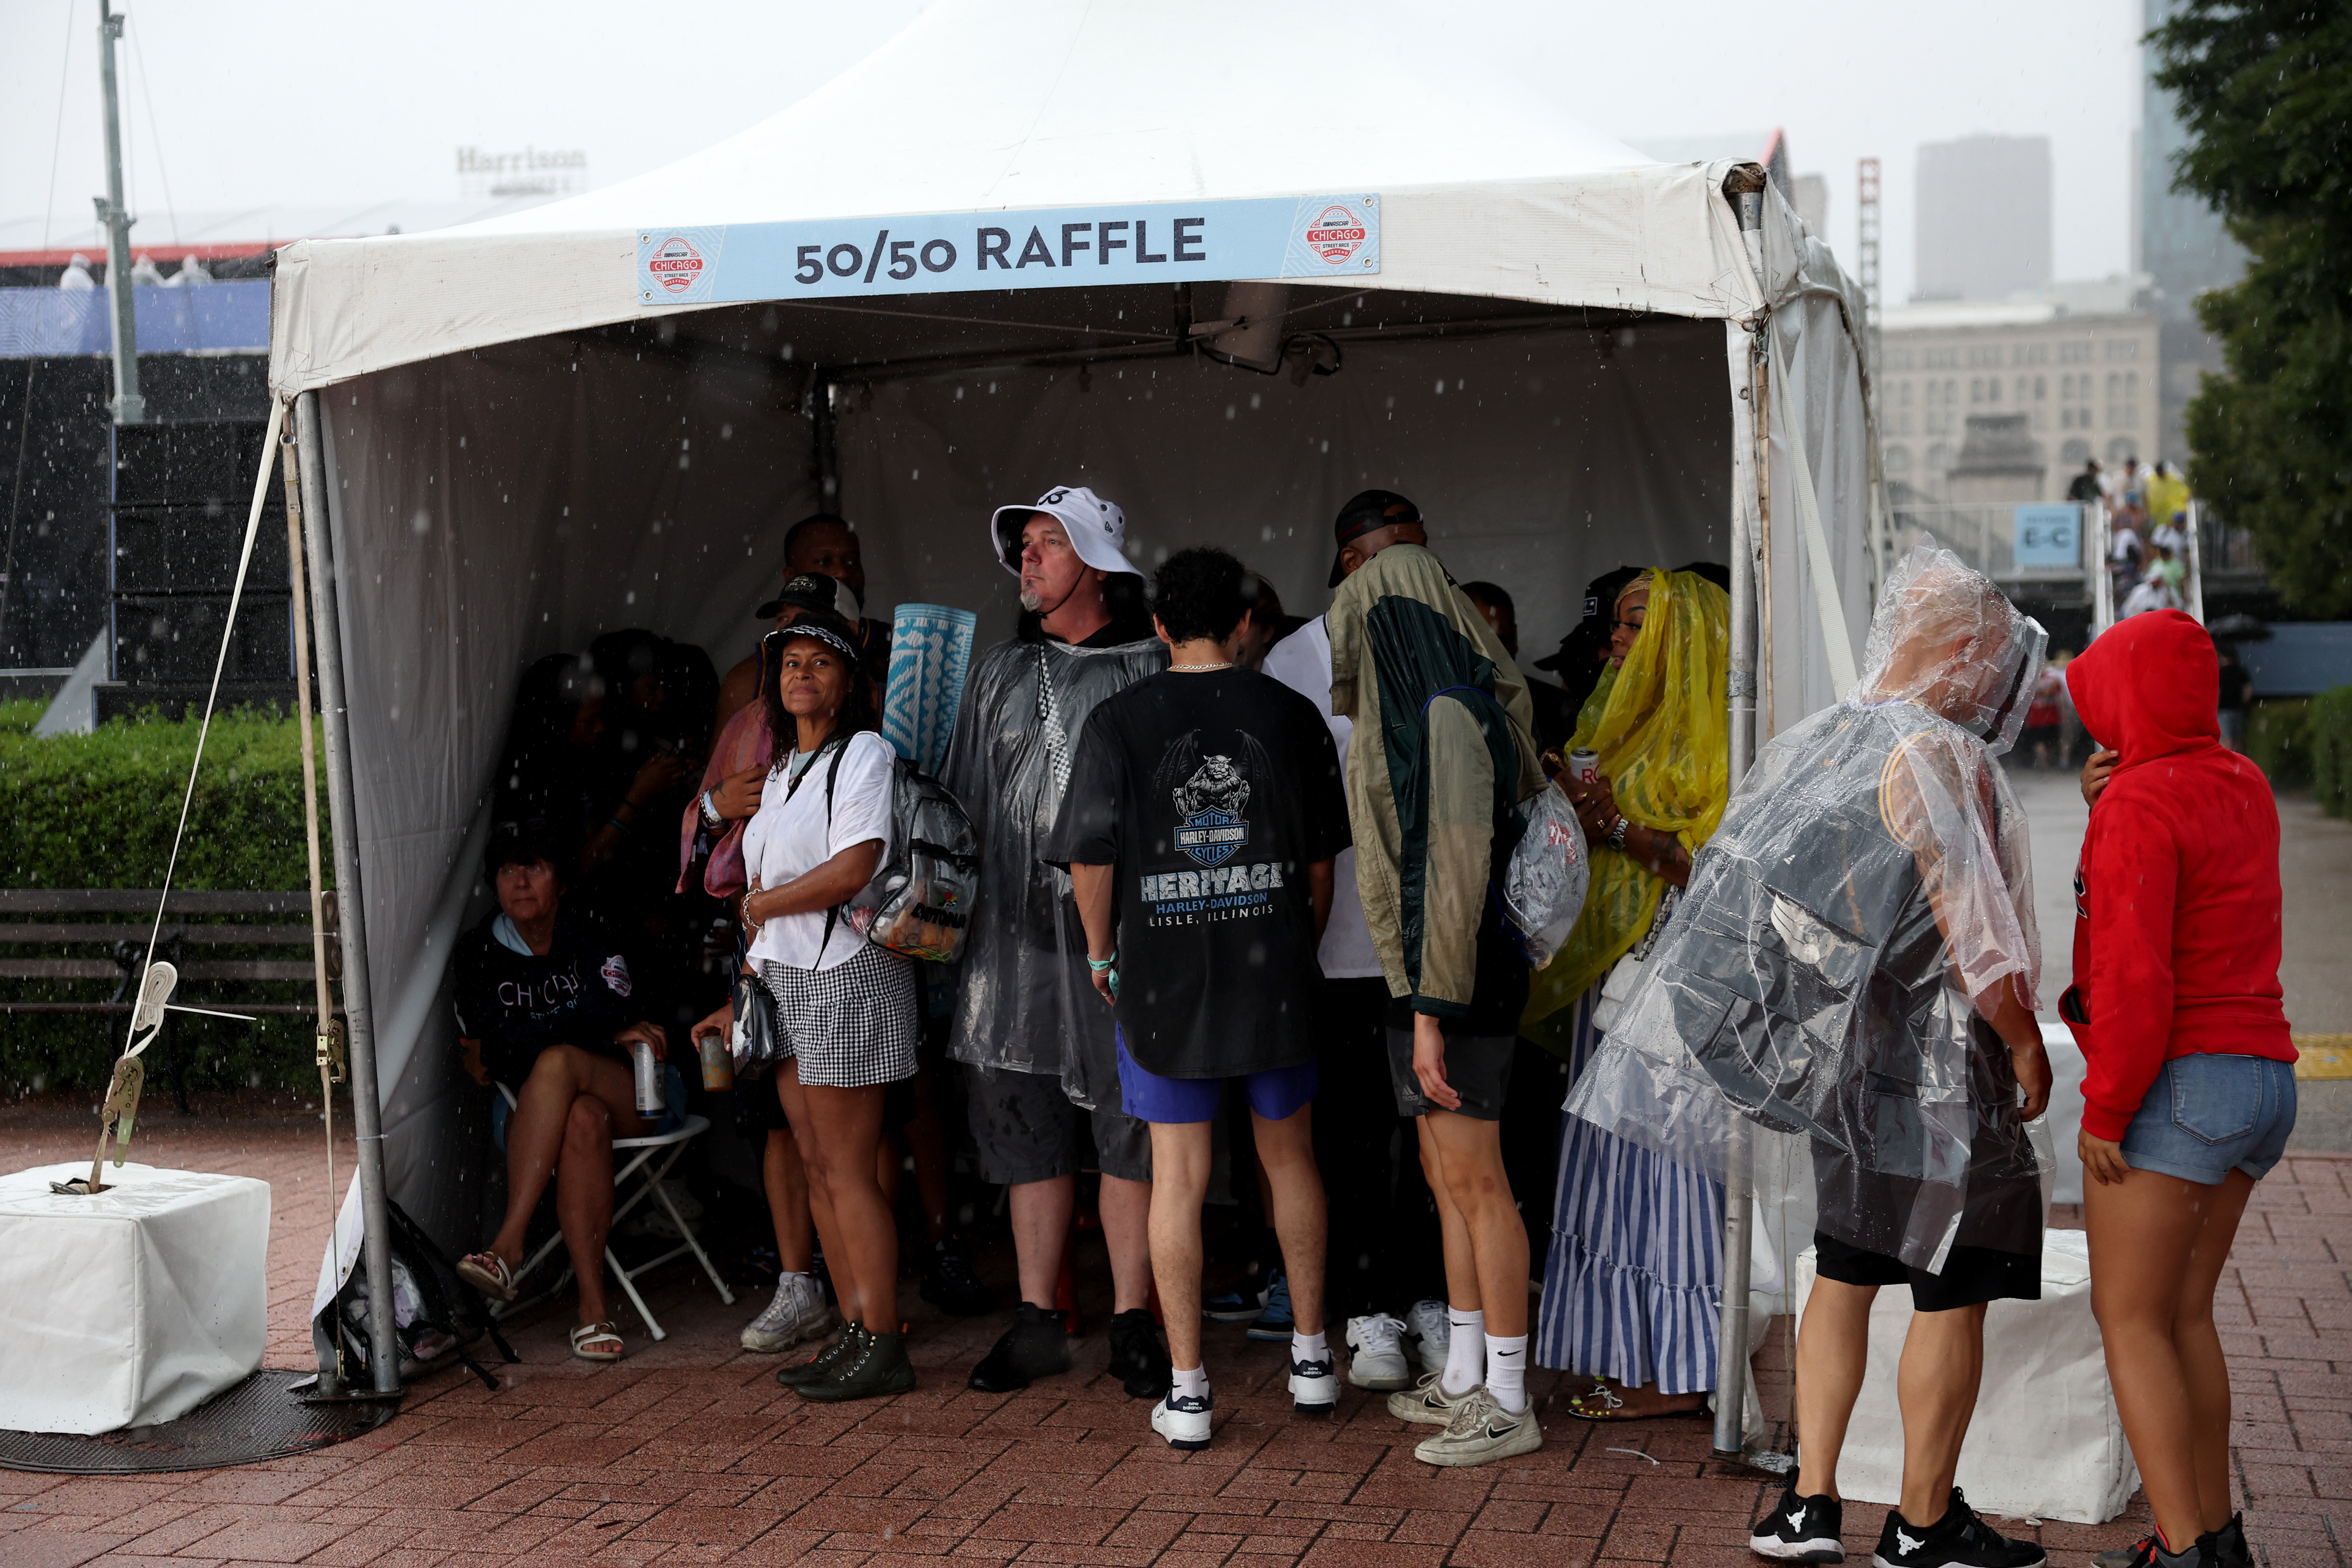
[1533,990,1726,1394]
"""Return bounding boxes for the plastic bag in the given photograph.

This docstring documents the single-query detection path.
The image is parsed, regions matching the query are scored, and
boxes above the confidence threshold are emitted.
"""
[1497,781,1589,967]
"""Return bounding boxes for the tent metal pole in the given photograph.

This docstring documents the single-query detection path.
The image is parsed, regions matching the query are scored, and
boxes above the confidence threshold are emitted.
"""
[812,372,838,506]
[294,389,401,1395]
[1711,323,1769,1460]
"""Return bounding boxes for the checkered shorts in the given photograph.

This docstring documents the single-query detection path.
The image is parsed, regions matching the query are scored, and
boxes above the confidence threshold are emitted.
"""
[758,942,918,1088]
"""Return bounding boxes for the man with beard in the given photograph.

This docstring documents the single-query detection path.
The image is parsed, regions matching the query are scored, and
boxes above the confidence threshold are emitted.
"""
[941,485,1171,1398]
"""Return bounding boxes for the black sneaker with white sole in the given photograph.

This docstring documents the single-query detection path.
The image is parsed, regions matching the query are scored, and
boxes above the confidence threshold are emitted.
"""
[1872,1489,2045,1568]
[1750,1484,1844,1563]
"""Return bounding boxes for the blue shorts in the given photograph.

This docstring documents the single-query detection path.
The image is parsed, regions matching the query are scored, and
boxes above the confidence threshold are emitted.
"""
[2119,1053,2296,1186]
[1114,1029,1318,1125]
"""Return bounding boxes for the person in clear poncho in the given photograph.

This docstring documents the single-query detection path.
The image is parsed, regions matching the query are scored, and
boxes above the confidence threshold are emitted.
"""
[1567,543,2054,1565]
[940,485,1171,1401]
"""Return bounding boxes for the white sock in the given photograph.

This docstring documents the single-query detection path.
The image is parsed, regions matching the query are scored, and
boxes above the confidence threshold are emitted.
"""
[1291,1330,1329,1365]
[1485,1333,1529,1413]
[1442,1307,1485,1396]
[1171,1364,1209,1402]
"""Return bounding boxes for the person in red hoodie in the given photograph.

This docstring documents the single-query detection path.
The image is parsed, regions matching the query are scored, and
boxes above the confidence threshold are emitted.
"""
[2064,608,2296,1568]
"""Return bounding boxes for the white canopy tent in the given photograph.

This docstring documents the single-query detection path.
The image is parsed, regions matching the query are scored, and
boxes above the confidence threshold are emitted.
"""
[263,0,1880,1426]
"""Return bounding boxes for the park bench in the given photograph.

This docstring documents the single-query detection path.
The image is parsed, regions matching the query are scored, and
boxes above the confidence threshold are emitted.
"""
[0,889,338,1110]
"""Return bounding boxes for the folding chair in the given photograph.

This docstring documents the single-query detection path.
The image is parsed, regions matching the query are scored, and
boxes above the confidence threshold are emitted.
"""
[493,1083,737,1340]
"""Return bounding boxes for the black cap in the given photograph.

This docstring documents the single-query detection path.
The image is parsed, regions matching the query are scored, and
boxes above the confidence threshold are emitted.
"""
[1531,564,1644,671]
[1327,489,1423,586]
[755,571,854,622]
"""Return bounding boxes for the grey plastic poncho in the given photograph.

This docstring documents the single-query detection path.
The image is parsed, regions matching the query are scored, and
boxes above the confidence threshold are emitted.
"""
[1564,541,2047,1272]
[942,629,1166,1108]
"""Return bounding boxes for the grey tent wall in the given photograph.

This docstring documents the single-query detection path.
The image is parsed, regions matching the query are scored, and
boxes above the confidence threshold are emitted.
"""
[294,388,400,1394]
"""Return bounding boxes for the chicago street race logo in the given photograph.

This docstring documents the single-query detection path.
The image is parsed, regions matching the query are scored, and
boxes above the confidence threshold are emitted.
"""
[1305,203,1368,268]
[648,235,704,295]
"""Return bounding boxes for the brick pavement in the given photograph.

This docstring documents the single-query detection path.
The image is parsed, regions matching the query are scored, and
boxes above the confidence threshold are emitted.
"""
[5,1098,2351,1567]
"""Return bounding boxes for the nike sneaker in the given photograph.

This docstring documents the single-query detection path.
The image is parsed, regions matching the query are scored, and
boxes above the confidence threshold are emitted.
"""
[1411,1385,1542,1468]
[1387,1370,1478,1426]
[1345,1313,1415,1391]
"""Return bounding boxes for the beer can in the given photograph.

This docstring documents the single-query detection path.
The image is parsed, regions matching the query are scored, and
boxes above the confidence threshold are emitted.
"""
[630,1040,664,1115]
[1567,747,1602,786]
[697,1027,734,1093]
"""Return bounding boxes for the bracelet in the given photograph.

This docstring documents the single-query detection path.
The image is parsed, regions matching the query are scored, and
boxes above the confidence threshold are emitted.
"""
[699,789,722,828]
[1607,816,1630,851]
[607,815,634,836]
[1087,952,1118,971]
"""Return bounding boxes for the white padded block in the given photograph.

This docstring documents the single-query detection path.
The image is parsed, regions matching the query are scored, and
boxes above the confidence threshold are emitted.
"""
[0,1162,270,1434]
[1792,1231,2138,1525]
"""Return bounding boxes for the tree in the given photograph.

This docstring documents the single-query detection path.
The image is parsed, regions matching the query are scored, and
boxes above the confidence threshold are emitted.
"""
[2151,0,2352,616]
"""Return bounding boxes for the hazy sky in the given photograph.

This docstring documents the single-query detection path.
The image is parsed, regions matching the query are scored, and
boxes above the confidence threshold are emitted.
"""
[2,0,2147,301]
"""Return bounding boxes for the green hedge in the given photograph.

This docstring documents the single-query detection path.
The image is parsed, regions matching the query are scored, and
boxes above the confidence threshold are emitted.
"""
[2247,698,2312,789]
[2312,685,2352,818]
[1,700,333,1095]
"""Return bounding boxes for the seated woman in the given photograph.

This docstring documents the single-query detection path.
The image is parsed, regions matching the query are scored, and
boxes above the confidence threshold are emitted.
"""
[452,818,679,1362]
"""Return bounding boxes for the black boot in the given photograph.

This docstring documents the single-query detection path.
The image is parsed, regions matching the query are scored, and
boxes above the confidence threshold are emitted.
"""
[777,1323,864,1387]
[799,1329,916,1402]
[1106,1308,1172,1400]
[967,1301,1072,1392]
[918,1237,995,1317]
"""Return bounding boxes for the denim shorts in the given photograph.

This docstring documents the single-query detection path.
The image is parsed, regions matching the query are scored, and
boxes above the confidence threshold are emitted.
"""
[2120,1053,2297,1185]
[1114,1029,1318,1125]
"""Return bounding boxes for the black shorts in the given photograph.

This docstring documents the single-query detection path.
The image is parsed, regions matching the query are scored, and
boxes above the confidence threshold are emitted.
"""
[964,1063,1152,1185]
[1383,1010,1516,1122]
[1812,1230,2041,1312]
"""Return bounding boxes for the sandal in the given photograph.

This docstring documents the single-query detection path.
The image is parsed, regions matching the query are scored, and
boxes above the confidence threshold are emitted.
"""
[570,1321,625,1362]
[456,1251,519,1302]
[1562,1378,1710,1423]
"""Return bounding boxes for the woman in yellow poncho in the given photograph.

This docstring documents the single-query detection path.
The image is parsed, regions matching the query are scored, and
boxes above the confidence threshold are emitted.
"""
[1526,568,1733,1421]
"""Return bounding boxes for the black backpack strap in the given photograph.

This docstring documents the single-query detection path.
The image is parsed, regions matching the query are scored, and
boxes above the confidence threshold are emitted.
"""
[816,737,853,959]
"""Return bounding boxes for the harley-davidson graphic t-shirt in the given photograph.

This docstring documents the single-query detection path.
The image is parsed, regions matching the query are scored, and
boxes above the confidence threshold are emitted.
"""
[1046,666,1350,1079]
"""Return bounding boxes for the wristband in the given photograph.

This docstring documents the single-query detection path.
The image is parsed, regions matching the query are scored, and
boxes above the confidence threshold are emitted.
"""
[1087,953,1118,971]
[699,789,722,828]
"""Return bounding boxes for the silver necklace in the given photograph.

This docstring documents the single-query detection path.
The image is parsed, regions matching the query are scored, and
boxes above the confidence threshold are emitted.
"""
[1169,661,1233,672]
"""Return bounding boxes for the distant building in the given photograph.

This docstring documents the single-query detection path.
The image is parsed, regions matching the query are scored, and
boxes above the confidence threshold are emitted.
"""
[2139,0,2243,463]
[1878,282,2160,503]
[1914,135,2053,302]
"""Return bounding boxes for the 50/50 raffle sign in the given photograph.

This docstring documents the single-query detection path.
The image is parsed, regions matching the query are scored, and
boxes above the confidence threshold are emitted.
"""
[637,194,1379,306]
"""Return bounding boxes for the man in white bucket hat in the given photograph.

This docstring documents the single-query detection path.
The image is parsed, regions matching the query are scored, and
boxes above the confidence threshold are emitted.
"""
[937,485,1172,1401]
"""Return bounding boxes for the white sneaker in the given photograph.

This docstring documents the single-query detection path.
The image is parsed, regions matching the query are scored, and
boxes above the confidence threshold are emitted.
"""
[739,1273,837,1354]
[1345,1313,1414,1391]
[1412,1386,1543,1468]
[1405,1299,1451,1374]
[1151,1390,1213,1450]
[1386,1369,1477,1426]
[1288,1349,1339,1412]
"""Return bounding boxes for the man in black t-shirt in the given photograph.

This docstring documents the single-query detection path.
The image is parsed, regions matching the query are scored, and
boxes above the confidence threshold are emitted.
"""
[1050,547,1350,1451]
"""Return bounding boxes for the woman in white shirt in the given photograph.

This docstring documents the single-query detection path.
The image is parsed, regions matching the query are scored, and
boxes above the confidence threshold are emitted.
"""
[732,613,918,1400]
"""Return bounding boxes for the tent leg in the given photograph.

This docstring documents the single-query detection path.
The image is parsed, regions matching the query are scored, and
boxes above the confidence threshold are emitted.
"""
[1713,389,1763,1459]
[1712,1117,1755,1458]
[294,389,401,1397]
